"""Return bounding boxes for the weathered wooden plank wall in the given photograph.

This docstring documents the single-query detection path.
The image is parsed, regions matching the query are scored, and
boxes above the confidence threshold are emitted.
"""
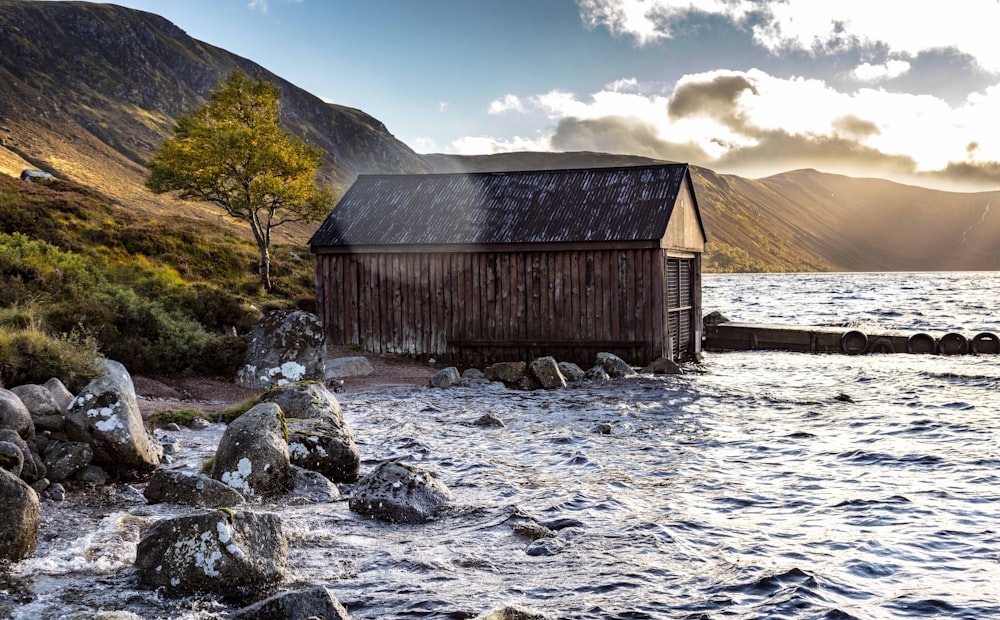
[316,249,700,368]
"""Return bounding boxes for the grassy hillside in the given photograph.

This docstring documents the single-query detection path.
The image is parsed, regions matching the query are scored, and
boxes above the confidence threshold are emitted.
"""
[0,173,314,387]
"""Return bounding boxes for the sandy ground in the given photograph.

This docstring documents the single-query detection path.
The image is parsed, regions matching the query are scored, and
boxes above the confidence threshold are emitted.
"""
[133,346,437,416]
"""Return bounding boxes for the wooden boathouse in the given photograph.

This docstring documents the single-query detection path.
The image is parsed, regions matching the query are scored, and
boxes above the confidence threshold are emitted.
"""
[308,164,707,368]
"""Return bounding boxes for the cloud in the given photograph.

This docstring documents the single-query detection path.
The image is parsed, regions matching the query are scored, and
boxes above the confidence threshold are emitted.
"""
[488,94,526,114]
[851,59,911,82]
[577,0,1000,73]
[550,115,710,162]
[248,0,267,12]
[470,67,1000,190]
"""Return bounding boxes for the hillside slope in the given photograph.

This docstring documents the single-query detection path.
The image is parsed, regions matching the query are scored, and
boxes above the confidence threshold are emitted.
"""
[427,154,1000,272]
[0,0,430,240]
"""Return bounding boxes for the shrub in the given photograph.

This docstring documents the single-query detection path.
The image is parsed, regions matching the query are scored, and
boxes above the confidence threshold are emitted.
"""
[0,325,99,391]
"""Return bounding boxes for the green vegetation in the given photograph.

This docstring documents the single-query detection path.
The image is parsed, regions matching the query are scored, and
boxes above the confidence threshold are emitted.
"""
[146,70,333,292]
[146,407,209,428]
[0,173,316,386]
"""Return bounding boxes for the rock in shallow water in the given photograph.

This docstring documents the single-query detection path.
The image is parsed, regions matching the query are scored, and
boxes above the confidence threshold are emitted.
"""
[134,509,286,594]
[349,461,452,524]
[232,584,350,620]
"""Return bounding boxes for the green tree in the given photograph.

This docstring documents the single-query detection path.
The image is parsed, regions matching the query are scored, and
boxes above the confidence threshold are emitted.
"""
[146,69,333,291]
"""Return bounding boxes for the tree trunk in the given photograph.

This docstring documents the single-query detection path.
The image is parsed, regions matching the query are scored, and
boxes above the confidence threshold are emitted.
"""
[258,245,272,292]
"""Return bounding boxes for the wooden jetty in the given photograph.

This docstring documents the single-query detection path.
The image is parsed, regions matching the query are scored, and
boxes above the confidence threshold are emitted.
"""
[703,322,1000,356]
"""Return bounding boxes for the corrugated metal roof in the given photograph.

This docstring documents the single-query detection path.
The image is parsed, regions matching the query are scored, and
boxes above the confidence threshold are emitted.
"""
[309,163,691,247]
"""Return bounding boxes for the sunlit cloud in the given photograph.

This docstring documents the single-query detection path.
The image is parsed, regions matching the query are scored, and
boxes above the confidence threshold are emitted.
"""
[488,94,526,114]
[851,59,911,83]
[577,0,1000,73]
[449,134,551,155]
[462,67,1000,190]
[437,101,449,112]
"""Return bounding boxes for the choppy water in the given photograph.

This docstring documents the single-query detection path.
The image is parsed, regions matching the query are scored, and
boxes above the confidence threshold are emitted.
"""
[4,272,1000,619]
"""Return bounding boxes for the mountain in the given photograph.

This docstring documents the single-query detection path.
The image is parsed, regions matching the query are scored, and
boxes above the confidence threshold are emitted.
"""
[2,1,998,272]
[0,0,430,240]
[426,153,1000,272]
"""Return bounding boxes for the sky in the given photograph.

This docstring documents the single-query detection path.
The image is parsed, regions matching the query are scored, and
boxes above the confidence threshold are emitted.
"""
[55,0,1000,192]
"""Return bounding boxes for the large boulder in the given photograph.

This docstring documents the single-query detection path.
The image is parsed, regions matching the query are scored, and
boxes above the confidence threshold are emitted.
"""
[64,359,161,477]
[349,461,452,524]
[0,388,33,440]
[259,382,359,482]
[595,352,637,379]
[42,440,92,483]
[144,470,247,508]
[233,585,351,620]
[134,510,286,594]
[236,310,325,390]
[529,356,567,389]
[210,402,291,499]
[324,356,374,382]
[0,468,39,562]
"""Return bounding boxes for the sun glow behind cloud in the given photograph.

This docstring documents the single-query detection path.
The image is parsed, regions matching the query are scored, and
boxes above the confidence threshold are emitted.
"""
[448,0,1000,190]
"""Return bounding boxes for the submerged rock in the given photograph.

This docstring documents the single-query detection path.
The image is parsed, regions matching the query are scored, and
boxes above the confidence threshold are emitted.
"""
[134,510,286,594]
[232,585,351,620]
[349,461,452,524]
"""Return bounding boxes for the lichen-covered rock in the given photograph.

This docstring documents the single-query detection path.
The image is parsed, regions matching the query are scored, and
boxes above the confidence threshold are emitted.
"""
[349,461,452,524]
[0,468,39,562]
[595,352,636,378]
[236,310,325,390]
[134,510,286,594]
[584,366,610,381]
[486,362,526,384]
[285,415,360,482]
[210,403,291,499]
[557,362,585,382]
[144,469,246,508]
[529,356,567,389]
[0,388,33,440]
[429,366,460,389]
[232,585,351,620]
[259,381,342,420]
[64,359,161,477]
[42,440,93,483]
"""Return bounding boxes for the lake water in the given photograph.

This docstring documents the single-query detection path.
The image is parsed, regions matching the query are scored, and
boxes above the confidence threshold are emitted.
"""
[4,272,999,619]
